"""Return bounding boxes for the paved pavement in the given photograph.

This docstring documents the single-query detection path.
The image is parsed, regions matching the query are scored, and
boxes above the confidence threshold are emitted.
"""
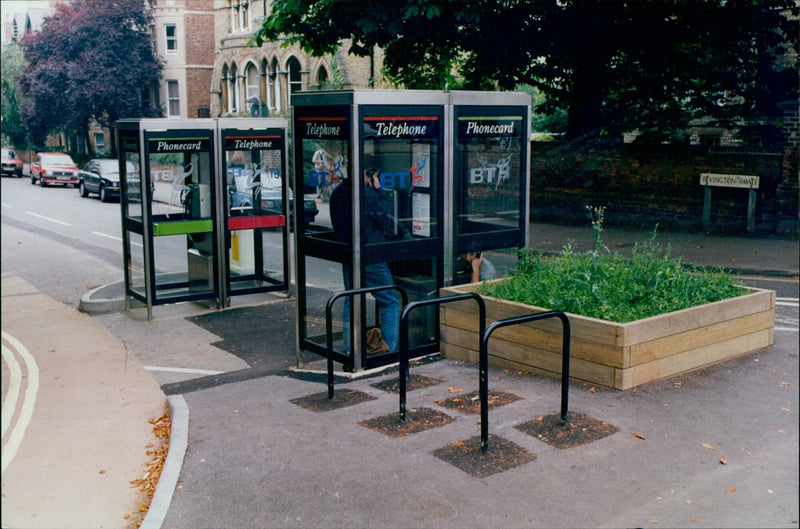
[1,222,797,528]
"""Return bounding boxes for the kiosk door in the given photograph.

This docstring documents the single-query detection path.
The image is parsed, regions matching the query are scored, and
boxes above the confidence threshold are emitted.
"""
[219,122,290,301]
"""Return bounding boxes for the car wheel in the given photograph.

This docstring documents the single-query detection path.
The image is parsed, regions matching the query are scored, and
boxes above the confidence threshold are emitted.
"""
[79,181,89,197]
[30,174,36,185]
[39,176,47,187]
[99,185,108,202]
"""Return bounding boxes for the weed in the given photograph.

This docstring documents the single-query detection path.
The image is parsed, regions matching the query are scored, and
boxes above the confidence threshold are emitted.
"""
[479,213,745,323]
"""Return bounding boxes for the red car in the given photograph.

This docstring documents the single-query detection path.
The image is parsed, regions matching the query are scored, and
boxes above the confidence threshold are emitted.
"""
[30,152,79,187]
[1,147,24,178]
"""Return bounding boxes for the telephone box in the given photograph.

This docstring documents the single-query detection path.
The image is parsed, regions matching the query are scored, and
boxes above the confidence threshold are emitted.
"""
[117,118,290,318]
[218,119,290,300]
[291,90,530,372]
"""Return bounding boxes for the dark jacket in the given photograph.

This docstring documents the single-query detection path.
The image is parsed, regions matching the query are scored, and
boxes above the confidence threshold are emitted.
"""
[330,179,394,245]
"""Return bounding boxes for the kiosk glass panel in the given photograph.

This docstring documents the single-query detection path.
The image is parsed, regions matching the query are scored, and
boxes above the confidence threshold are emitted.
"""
[359,108,443,357]
[293,106,351,360]
[452,107,528,285]
[455,111,525,235]
[145,130,216,301]
[222,129,288,292]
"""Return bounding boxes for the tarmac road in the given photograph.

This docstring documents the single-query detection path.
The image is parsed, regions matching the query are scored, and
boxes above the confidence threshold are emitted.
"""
[1,217,798,528]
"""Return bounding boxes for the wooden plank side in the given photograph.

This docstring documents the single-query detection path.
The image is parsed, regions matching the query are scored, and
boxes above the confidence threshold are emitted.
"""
[442,323,617,387]
[628,309,775,366]
[441,321,625,367]
[621,289,774,345]
[440,293,621,346]
[622,329,773,389]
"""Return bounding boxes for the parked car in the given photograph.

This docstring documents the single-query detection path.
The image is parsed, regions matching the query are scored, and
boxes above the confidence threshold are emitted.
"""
[259,187,318,227]
[30,152,79,187]
[78,158,138,202]
[1,148,24,178]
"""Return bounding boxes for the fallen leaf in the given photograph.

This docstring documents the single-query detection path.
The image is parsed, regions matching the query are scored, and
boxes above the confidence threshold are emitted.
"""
[631,432,647,440]
[447,387,463,394]
[589,386,596,393]
[702,443,715,450]
[647,520,658,524]
[451,398,464,403]
[780,381,792,386]
[99,469,106,474]
[720,456,727,465]
[138,505,149,512]
[781,407,791,412]
[688,519,700,524]
[124,514,130,520]
[725,487,737,493]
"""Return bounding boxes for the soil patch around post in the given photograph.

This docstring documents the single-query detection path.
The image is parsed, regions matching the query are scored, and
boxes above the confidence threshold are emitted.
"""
[515,412,620,449]
[371,374,444,393]
[432,435,536,478]
[359,407,455,437]
[435,390,522,414]
[290,390,376,412]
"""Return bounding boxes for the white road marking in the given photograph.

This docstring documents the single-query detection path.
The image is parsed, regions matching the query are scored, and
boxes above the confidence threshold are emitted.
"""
[93,231,142,247]
[144,366,224,376]
[1,332,40,474]
[92,231,121,242]
[776,297,799,308]
[775,326,798,332]
[24,211,70,226]
[1,344,22,438]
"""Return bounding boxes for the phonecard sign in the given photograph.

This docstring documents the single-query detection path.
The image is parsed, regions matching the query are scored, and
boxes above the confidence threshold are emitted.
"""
[148,136,211,153]
[457,116,521,139]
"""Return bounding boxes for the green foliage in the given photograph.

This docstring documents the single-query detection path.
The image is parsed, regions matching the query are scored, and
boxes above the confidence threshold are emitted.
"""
[18,0,162,148]
[1,42,28,147]
[478,216,745,324]
[253,0,798,143]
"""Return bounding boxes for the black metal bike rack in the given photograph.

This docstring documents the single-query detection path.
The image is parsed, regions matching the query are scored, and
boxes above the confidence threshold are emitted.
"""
[398,293,486,419]
[481,311,571,452]
[325,284,409,399]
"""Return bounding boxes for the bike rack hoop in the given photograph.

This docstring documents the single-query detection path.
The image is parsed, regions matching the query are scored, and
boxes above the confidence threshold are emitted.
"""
[324,285,409,399]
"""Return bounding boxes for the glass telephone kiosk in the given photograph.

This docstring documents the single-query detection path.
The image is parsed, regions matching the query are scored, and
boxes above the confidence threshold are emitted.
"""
[291,90,530,373]
[117,118,290,319]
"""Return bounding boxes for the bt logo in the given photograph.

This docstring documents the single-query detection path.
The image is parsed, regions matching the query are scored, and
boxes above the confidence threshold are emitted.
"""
[470,153,511,189]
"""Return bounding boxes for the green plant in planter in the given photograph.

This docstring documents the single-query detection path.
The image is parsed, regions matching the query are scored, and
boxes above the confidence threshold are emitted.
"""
[478,207,745,323]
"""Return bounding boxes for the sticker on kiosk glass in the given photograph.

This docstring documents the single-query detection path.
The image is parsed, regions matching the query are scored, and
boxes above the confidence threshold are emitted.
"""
[458,116,522,190]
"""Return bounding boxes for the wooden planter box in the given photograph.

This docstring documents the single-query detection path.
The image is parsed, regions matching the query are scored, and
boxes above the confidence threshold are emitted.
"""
[439,283,775,390]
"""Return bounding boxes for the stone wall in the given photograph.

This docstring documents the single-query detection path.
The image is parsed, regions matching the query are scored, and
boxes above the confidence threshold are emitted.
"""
[530,143,795,235]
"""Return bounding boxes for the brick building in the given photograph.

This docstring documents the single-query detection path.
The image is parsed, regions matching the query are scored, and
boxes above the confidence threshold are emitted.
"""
[147,0,381,120]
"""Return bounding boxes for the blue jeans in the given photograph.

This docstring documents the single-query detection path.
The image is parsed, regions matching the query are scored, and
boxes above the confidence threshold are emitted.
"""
[342,263,400,353]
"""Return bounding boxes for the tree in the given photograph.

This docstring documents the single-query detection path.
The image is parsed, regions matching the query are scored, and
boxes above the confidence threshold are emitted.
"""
[19,0,163,153]
[253,0,798,144]
[1,42,28,147]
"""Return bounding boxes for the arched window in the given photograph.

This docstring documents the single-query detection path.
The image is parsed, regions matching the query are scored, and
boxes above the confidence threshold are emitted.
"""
[260,58,269,111]
[270,57,281,113]
[245,63,260,114]
[316,66,329,87]
[228,63,239,113]
[287,56,302,106]
[221,64,230,113]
